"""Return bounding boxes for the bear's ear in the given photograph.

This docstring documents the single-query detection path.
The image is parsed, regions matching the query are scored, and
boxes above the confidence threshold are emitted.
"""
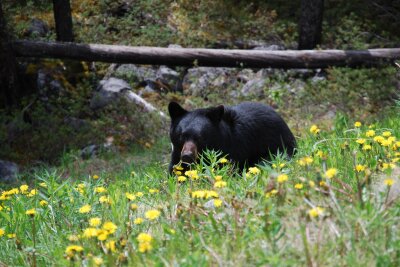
[168,102,187,120]
[206,105,224,122]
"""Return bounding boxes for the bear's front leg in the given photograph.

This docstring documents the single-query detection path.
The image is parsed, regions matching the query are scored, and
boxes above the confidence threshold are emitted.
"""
[168,148,181,174]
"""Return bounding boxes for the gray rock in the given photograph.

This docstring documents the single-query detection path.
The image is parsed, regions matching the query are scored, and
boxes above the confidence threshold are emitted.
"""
[90,77,131,109]
[156,66,181,91]
[240,78,266,97]
[64,117,90,132]
[114,64,157,83]
[0,160,19,183]
[26,18,49,38]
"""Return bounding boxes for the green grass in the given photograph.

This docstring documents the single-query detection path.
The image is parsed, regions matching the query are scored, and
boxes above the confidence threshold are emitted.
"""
[1,108,400,266]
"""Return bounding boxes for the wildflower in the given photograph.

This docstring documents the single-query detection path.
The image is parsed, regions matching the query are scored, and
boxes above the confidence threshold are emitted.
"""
[219,158,228,164]
[248,167,261,175]
[382,131,392,137]
[92,175,100,180]
[185,170,199,180]
[365,130,375,137]
[79,204,91,214]
[214,180,227,188]
[83,228,99,238]
[374,136,385,144]
[7,233,16,239]
[214,175,223,181]
[0,229,4,237]
[145,209,161,220]
[356,138,366,145]
[26,208,36,217]
[177,176,187,182]
[362,144,372,151]
[310,125,320,135]
[130,204,138,211]
[137,232,152,242]
[325,168,338,179]
[294,183,304,189]
[97,230,109,241]
[308,207,324,218]
[39,200,48,207]
[68,235,80,242]
[298,156,313,166]
[138,241,153,253]
[20,185,29,194]
[99,196,112,204]
[125,193,136,201]
[103,221,117,234]
[213,199,223,207]
[354,121,362,128]
[191,190,218,199]
[382,163,396,170]
[309,181,315,188]
[105,240,116,253]
[272,163,286,169]
[277,174,288,183]
[384,178,395,186]
[265,189,278,198]
[381,139,392,147]
[134,218,144,225]
[136,192,144,197]
[94,187,107,193]
[355,165,366,172]
[149,189,159,194]
[93,257,104,266]
[65,245,84,257]
[39,182,47,188]
[89,217,102,227]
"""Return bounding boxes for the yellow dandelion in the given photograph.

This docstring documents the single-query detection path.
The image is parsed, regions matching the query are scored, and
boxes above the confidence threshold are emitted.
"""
[0,229,4,237]
[102,221,117,234]
[99,196,112,204]
[213,199,223,207]
[137,233,153,243]
[382,131,392,137]
[355,165,366,172]
[130,204,138,211]
[354,121,362,128]
[248,167,261,175]
[26,208,36,216]
[362,144,372,151]
[83,228,99,238]
[177,176,187,182]
[365,130,375,137]
[298,156,313,166]
[325,168,338,179]
[145,209,161,220]
[89,217,102,227]
[92,175,100,180]
[374,136,385,144]
[382,163,396,170]
[7,233,16,239]
[214,180,227,188]
[125,193,136,201]
[310,124,320,135]
[308,207,324,218]
[149,189,159,194]
[20,185,29,194]
[294,183,304,189]
[384,178,395,186]
[356,138,366,145]
[93,257,104,266]
[277,174,288,183]
[136,192,144,197]
[79,204,91,214]
[39,182,47,188]
[65,245,84,256]
[94,187,107,193]
[138,241,153,253]
[309,181,315,188]
[39,200,48,207]
[105,240,116,253]
[134,218,144,225]
[214,175,223,181]
[68,235,80,242]
[219,158,228,164]
[185,170,199,180]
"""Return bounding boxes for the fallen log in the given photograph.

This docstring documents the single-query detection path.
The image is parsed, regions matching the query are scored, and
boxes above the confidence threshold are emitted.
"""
[12,40,400,69]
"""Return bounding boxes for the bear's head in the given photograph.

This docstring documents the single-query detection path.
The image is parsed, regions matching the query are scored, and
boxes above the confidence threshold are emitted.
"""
[168,102,224,167]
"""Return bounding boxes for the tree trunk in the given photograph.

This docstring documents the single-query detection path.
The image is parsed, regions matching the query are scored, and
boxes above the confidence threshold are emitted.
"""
[298,0,324,50]
[0,2,21,108]
[12,40,400,69]
[52,0,74,42]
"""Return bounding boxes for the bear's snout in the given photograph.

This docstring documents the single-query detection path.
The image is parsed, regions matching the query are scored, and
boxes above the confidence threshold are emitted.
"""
[181,141,197,164]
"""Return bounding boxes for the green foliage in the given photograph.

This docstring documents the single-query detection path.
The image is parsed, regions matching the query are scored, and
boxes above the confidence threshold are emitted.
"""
[0,111,400,265]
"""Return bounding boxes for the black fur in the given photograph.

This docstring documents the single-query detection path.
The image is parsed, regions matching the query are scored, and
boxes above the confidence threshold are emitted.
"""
[168,102,296,173]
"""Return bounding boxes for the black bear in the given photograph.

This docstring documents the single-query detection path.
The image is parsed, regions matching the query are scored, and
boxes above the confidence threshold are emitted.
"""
[168,101,296,173]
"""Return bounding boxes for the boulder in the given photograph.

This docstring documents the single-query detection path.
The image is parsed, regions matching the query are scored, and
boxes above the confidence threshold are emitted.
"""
[0,160,19,183]
[90,77,131,109]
